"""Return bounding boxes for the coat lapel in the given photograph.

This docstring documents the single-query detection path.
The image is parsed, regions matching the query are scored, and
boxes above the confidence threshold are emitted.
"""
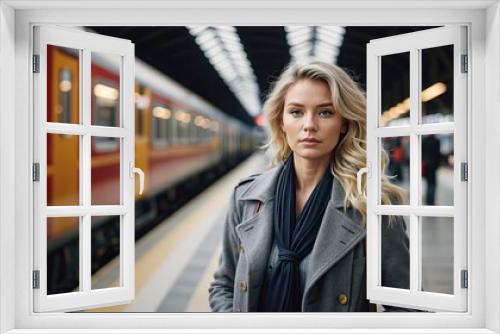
[235,165,280,290]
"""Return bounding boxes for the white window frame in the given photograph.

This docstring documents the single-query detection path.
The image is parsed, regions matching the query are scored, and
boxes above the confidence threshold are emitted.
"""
[0,1,499,333]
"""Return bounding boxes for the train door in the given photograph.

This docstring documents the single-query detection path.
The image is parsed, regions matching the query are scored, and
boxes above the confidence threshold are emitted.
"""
[363,26,468,312]
[33,26,142,312]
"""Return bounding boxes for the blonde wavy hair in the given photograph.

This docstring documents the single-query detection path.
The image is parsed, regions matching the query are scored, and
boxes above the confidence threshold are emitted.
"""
[262,61,405,226]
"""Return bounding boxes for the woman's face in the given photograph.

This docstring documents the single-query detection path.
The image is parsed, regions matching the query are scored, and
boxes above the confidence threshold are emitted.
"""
[281,79,344,162]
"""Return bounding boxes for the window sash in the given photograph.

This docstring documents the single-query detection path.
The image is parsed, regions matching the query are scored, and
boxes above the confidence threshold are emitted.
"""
[32,25,136,312]
[366,26,468,312]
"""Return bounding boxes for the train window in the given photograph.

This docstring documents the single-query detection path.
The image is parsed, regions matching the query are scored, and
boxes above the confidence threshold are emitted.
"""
[91,216,121,290]
[47,45,80,124]
[152,103,172,146]
[366,26,467,312]
[58,69,73,123]
[194,115,207,143]
[191,113,198,144]
[91,137,121,205]
[175,110,191,144]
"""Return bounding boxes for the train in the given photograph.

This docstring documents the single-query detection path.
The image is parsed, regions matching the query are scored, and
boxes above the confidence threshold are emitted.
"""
[46,44,264,294]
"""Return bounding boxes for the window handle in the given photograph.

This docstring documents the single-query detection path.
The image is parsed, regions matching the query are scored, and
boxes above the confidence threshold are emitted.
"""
[357,163,371,198]
[130,162,145,195]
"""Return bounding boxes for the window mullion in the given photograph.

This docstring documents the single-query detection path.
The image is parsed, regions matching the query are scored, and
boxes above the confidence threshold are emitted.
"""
[409,48,420,294]
[81,48,91,294]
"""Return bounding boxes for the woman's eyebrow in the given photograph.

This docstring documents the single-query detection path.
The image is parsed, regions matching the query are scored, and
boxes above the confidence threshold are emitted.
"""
[286,102,334,107]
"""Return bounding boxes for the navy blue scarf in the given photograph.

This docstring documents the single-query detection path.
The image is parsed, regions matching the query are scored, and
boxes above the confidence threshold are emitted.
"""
[262,155,333,312]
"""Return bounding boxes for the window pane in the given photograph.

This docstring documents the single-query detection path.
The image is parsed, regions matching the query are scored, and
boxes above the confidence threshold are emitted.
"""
[47,45,80,124]
[421,216,453,294]
[47,217,80,295]
[91,216,121,289]
[91,137,121,205]
[421,45,454,124]
[91,52,122,127]
[380,136,410,205]
[380,52,410,127]
[47,133,80,206]
[380,215,410,290]
[420,134,454,206]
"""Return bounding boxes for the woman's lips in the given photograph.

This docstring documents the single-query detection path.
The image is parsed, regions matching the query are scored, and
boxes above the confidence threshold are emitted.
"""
[300,138,321,145]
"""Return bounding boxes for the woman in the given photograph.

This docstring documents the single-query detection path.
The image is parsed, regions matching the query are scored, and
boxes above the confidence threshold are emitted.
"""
[209,61,410,312]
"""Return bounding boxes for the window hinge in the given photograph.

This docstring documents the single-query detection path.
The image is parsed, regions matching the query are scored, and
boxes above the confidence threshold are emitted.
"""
[33,163,40,182]
[461,54,468,73]
[461,162,468,182]
[32,55,40,73]
[33,270,40,289]
[461,270,468,289]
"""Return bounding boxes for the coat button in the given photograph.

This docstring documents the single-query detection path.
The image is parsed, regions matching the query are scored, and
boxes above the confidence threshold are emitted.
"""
[239,281,248,292]
[239,244,245,253]
[337,294,348,305]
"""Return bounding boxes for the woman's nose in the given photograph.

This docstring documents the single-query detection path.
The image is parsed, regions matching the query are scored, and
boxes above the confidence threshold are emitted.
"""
[303,113,317,131]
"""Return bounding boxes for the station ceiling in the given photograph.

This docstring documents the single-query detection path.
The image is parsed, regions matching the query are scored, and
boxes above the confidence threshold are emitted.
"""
[90,26,439,127]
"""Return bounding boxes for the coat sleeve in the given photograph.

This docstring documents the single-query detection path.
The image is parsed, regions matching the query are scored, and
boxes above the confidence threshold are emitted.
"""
[208,187,241,312]
[380,215,424,312]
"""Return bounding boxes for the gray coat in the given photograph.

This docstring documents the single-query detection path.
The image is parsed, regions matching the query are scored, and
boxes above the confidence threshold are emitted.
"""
[209,164,411,312]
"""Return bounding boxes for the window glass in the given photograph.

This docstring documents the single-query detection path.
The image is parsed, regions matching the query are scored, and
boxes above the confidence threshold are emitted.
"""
[47,45,80,124]
[47,133,80,206]
[421,216,454,294]
[91,216,121,289]
[47,217,80,295]
[380,52,410,127]
[421,45,454,124]
[91,137,121,205]
[380,136,410,205]
[91,52,121,127]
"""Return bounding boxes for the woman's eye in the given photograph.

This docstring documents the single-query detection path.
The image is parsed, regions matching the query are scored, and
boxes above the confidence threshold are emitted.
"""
[289,109,303,116]
[319,110,333,117]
